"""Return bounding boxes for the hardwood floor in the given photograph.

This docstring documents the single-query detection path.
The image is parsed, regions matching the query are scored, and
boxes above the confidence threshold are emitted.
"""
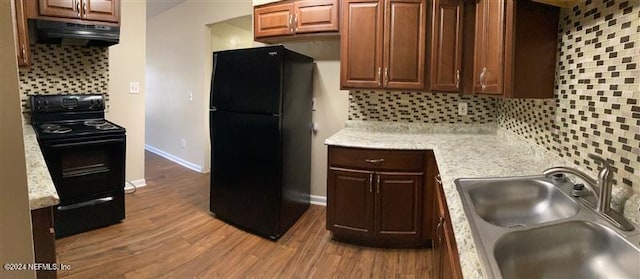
[56,151,433,278]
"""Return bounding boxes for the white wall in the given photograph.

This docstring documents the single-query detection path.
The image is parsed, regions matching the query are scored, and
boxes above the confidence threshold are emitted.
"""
[210,17,254,52]
[146,0,253,172]
[147,1,349,199]
[1,1,36,277]
[107,0,147,186]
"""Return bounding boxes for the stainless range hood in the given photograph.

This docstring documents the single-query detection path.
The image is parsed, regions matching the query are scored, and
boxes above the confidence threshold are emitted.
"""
[29,19,120,47]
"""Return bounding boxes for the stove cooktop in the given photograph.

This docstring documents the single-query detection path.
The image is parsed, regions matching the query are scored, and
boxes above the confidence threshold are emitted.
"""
[33,119,125,140]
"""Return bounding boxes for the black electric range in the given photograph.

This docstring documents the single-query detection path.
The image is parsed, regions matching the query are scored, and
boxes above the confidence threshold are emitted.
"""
[30,94,126,238]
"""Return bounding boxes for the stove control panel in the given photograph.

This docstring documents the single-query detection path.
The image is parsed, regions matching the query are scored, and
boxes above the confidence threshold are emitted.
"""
[30,94,105,112]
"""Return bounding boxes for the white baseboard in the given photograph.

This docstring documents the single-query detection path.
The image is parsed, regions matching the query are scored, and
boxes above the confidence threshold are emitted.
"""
[310,195,326,206]
[145,144,204,173]
[125,179,147,191]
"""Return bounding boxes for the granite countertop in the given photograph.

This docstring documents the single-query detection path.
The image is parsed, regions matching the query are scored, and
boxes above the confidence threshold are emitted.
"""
[324,121,577,278]
[23,124,59,210]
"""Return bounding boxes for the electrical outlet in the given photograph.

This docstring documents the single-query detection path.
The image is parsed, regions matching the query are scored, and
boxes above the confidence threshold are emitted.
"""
[311,98,317,111]
[181,139,186,149]
[458,102,468,116]
[129,82,140,94]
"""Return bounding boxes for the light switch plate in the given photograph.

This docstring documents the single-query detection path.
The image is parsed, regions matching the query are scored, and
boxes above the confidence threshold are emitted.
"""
[129,82,140,94]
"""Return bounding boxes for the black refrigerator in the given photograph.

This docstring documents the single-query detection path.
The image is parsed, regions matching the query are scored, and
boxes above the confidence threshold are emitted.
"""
[209,46,313,240]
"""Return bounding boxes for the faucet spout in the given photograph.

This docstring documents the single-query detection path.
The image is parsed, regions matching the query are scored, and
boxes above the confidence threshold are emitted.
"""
[544,154,634,231]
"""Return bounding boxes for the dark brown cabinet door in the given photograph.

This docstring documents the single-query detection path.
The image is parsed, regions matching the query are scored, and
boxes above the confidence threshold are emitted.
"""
[433,171,462,279]
[383,0,426,90]
[473,0,505,95]
[31,207,57,279]
[429,0,463,92]
[327,168,375,237]
[13,0,30,66]
[254,3,295,39]
[340,0,384,88]
[39,0,78,19]
[375,172,423,241]
[82,0,119,22]
[294,0,339,34]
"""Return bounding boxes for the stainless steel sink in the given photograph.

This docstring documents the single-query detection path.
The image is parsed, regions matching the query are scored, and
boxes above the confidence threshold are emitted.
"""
[467,179,579,227]
[456,175,640,279]
[495,221,640,279]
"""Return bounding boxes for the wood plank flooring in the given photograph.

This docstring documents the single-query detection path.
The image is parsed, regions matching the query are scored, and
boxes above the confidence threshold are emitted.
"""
[56,151,433,278]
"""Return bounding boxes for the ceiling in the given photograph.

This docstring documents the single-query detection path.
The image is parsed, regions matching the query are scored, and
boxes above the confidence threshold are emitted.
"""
[147,0,188,18]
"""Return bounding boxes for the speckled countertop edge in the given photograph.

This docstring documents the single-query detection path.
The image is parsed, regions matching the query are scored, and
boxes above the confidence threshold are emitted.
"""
[325,121,640,279]
[23,124,59,210]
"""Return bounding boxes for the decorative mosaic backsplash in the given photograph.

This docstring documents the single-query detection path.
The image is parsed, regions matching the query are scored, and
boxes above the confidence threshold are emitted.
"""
[348,91,498,124]
[499,0,639,193]
[18,44,109,112]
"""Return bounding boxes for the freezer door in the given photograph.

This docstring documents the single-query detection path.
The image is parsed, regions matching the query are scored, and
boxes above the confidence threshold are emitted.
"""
[211,47,283,115]
[209,111,282,238]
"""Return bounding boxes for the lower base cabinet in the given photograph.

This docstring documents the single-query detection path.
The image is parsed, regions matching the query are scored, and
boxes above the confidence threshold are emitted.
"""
[432,169,462,279]
[326,146,435,248]
[31,206,57,279]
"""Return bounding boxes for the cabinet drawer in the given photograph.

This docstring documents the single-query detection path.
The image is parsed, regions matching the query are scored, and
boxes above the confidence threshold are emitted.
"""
[329,146,424,172]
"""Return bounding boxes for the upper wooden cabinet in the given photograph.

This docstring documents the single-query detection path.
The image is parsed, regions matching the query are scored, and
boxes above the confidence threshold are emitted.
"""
[428,0,463,92]
[472,0,558,98]
[13,0,31,67]
[254,0,339,42]
[340,0,426,90]
[35,0,120,24]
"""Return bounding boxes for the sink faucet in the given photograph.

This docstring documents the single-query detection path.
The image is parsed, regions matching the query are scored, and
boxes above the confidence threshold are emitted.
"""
[543,154,634,231]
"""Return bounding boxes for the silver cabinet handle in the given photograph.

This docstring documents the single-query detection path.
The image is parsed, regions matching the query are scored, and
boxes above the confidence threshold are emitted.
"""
[384,67,389,86]
[293,13,298,32]
[455,69,460,89]
[76,0,81,17]
[480,67,487,90]
[289,14,294,33]
[435,174,442,185]
[21,45,26,62]
[377,67,382,86]
[369,173,373,193]
[83,0,87,16]
[376,175,381,194]
[365,159,385,163]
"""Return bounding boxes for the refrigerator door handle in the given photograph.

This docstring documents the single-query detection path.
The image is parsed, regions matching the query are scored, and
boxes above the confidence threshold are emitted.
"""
[210,107,217,112]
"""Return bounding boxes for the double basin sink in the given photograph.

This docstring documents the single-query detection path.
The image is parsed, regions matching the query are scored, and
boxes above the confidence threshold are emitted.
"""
[456,176,640,279]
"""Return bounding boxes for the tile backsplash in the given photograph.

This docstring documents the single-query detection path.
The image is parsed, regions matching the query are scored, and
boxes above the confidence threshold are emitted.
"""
[19,44,109,112]
[348,1,639,206]
[348,91,498,124]
[499,0,639,193]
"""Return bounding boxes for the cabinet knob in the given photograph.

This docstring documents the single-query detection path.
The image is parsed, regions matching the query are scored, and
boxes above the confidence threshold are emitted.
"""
[435,174,442,185]
[49,227,55,234]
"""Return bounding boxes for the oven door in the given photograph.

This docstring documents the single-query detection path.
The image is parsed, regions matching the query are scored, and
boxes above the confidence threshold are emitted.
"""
[40,135,125,205]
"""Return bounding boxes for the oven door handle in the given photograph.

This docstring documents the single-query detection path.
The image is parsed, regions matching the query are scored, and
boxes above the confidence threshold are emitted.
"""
[57,197,114,211]
[48,138,124,148]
